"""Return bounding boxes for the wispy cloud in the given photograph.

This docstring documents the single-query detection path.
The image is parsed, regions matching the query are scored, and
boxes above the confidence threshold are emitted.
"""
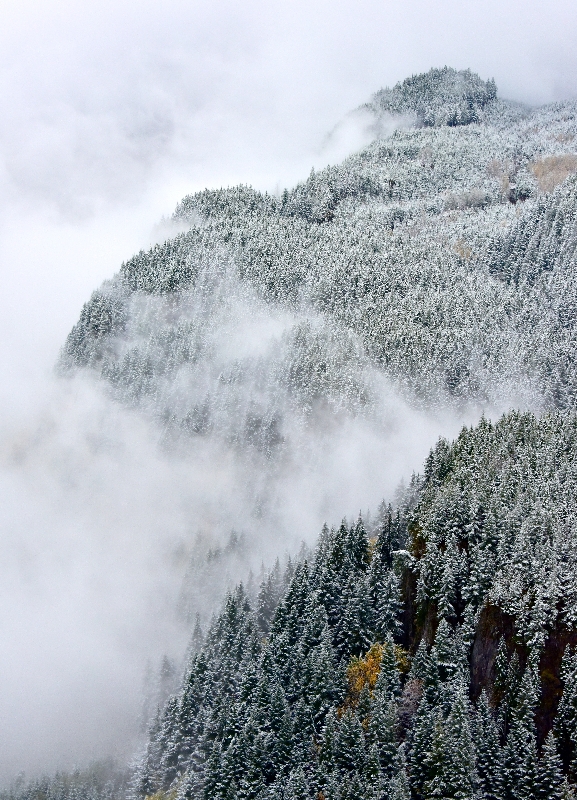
[1,0,577,783]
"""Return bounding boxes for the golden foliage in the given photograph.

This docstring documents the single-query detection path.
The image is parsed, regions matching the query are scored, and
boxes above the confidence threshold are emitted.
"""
[531,154,577,193]
[394,644,410,674]
[486,158,513,194]
[368,536,378,561]
[454,239,472,260]
[347,643,384,704]
[340,641,410,715]
[146,791,177,800]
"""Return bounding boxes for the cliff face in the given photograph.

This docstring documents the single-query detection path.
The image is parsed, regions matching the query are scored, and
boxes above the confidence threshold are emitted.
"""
[470,606,577,748]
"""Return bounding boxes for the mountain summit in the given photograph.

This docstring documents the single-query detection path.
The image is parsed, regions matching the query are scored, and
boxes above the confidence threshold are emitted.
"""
[367,66,498,127]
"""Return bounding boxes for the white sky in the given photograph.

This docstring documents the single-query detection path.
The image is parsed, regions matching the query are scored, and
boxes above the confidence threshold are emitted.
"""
[1,0,577,784]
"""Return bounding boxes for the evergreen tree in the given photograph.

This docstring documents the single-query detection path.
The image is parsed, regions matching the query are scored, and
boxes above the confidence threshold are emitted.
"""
[333,710,366,776]
[284,766,309,800]
[537,731,565,800]
[367,695,399,779]
[503,665,539,800]
[442,681,478,800]
[409,696,436,797]
[475,690,505,800]
[375,637,402,701]
[421,713,448,799]
[557,647,577,778]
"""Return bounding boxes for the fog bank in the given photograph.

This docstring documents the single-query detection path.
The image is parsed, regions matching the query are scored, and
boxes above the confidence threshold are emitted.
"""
[2,0,577,784]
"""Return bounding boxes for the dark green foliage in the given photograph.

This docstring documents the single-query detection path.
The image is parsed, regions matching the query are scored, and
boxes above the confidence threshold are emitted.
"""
[128,517,406,800]
[556,648,577,778]
[61,70,577,423]
[12,410,577,800]
[414,412,577,648]
[0,761,129,800]
[127,410,577,799]
[488,176,577,287]
[475,691,505,800]
[62,289,126,368]
[537,732,565,800]
[49,67,577,800]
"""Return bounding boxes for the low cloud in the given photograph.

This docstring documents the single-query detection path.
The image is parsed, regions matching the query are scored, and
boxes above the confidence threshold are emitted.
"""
[0,345,465,780]
[1,0,577,784]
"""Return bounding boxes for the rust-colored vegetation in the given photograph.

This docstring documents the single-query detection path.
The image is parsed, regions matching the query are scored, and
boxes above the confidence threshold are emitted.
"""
[531,154,577,192]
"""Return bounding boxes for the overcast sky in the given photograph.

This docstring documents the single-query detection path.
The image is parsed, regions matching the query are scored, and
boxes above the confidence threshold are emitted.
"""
[1,0,577,784]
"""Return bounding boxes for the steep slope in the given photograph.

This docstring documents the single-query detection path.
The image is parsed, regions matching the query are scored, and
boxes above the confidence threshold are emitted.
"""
[26,67,577,800]
[134,410,577,800]
[61,69,577,437]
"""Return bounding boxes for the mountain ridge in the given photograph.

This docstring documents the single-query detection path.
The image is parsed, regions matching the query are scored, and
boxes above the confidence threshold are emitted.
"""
[7,66,577,800]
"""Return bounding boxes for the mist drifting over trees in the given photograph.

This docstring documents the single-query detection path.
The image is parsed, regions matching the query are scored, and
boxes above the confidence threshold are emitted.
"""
[2,0,577,792]
[2,63,577,799]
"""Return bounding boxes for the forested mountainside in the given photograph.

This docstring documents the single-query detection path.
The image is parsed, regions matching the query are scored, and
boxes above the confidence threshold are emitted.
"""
[0,762,129,800]
[61,67,577,448]
[365,66,497,128]
[7,411,577,799]
[134,410,577,799]
[9,67,577,799]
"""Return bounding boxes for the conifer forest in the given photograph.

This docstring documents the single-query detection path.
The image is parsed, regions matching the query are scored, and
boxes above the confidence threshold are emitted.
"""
[7,67,577,800]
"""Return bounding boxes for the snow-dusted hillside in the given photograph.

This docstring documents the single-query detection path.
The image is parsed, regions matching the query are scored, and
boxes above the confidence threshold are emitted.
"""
[62,68,577,444]
[9,67,576,800]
